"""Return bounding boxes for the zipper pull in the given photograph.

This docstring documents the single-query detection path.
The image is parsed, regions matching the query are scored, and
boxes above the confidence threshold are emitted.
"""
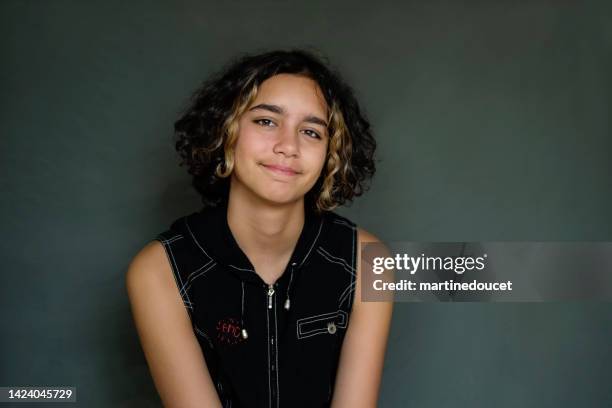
[267,284,275,309]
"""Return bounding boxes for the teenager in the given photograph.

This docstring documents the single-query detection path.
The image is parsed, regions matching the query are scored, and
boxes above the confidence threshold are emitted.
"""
[126,49,393,408]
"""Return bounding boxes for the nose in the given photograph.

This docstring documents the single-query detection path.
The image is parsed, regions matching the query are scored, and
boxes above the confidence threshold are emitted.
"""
[273,125,299,157]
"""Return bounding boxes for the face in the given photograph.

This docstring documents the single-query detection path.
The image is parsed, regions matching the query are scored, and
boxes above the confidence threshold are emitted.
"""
[230,73,329,207]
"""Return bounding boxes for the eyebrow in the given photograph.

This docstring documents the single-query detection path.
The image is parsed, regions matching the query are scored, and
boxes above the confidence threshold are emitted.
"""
[249,103,329,128]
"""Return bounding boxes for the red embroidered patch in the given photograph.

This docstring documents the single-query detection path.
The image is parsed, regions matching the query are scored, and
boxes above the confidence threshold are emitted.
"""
[215,317,246,345]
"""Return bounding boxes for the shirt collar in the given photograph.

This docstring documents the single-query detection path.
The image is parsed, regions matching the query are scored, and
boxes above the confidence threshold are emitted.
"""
[181,202,324,284]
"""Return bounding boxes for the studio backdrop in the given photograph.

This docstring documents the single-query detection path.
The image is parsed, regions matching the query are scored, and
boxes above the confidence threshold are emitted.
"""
[1,1,611,407]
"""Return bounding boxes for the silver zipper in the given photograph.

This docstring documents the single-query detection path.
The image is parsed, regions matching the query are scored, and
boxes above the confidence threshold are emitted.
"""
[267,284,275,309]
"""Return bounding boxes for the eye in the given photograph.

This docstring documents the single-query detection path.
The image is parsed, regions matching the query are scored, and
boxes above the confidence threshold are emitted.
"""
[302,129,322,139]
[253,118,276,127]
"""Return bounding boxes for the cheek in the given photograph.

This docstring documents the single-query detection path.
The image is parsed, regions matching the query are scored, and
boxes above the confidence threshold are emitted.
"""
[306,147,328,177]
[234,129,267,161]
[316,142,329,168]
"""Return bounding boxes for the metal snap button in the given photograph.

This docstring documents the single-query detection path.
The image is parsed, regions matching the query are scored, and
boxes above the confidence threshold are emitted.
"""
[327,322,337,334]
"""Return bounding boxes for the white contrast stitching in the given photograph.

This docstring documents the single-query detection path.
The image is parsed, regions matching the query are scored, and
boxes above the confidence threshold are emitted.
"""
[297,311,348,328]
[162,239,194,312]
[193,325,215,349]
[158,234,184,244]
[241,282,245,319]
[332,218,353,228]
[317,246,356,274]
[296,310,348,339]
[228,264,255,272]
[316,247,356,276]
[349,224,356,309]
[338,281,356,308]
[179,261,216,295]
[184,217,213,263]
[266,290,271,408]
[274,293,279,408]
[298,219,324,268]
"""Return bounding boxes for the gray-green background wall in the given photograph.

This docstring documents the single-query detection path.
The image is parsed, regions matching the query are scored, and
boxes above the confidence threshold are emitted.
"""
[1,1,610,407]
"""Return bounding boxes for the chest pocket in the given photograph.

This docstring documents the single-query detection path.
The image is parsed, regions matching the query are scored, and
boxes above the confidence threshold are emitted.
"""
[296,310,348,339]
[292,310,348,406]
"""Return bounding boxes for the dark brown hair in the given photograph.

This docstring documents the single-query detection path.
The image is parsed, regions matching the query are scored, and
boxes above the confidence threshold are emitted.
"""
[173,48,376,212]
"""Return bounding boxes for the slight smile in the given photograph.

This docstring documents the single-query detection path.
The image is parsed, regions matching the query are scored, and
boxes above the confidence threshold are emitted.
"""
[261,164,301,176]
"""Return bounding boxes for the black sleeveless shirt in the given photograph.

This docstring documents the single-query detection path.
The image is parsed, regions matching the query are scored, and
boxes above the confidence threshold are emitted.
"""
[153,203,358,408]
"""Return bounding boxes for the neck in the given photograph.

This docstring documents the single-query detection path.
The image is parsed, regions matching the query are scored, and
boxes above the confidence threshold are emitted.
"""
[226,184,306,269]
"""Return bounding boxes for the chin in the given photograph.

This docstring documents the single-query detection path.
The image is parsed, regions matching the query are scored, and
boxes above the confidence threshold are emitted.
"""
[255,187,305,206]
[260,192,301,206]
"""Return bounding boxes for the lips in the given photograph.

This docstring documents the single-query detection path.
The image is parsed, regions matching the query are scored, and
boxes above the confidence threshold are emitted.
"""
[261,164,300,176]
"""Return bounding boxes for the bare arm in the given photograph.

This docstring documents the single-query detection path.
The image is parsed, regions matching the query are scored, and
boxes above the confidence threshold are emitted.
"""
[330,228,394,408]
[126,240,222,408]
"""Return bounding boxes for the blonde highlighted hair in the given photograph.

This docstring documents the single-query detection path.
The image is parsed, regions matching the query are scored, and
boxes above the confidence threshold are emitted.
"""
[174,49,376,212]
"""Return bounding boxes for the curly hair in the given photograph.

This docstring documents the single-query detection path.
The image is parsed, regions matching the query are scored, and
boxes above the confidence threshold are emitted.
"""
[173,48,376,213]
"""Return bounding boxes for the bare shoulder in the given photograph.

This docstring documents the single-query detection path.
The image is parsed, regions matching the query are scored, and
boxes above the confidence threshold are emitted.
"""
[354,227,391,287]
[356,227,391,260]
[125,240,180,299]
[356,227,382,244]
[125,240,172,292]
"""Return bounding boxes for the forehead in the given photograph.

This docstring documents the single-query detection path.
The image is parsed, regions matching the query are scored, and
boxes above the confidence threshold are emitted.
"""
[251,73,328,115]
